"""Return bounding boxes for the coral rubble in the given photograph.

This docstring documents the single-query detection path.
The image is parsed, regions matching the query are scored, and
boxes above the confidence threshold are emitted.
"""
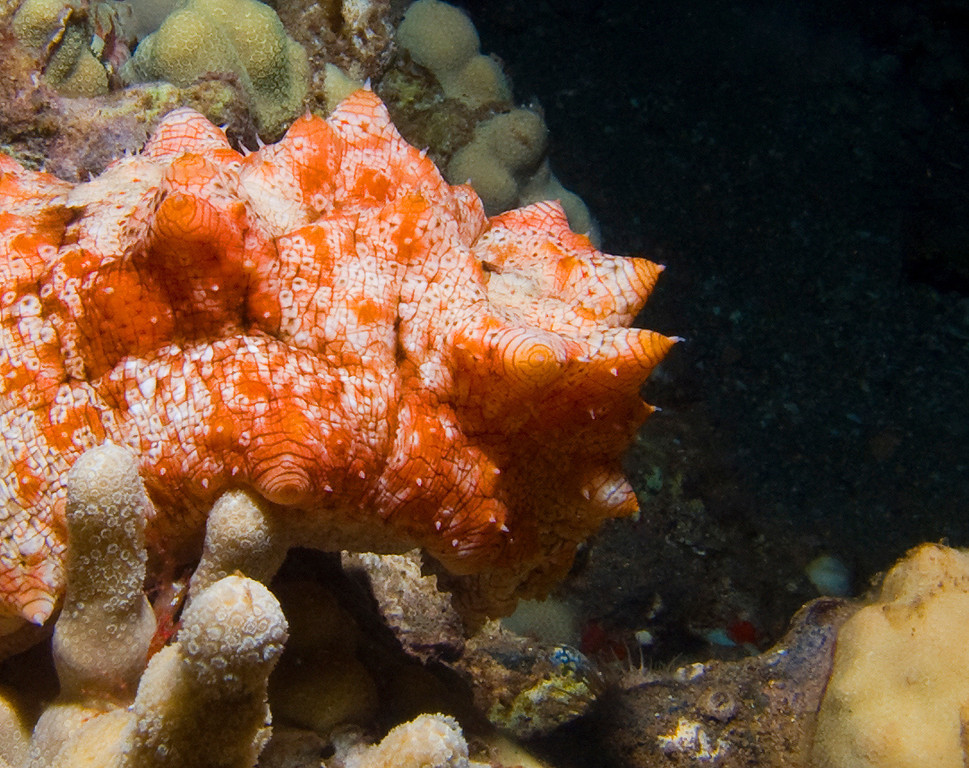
[599,597,856,768]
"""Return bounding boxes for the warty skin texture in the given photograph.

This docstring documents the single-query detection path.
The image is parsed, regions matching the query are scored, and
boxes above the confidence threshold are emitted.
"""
[0,88,673,641]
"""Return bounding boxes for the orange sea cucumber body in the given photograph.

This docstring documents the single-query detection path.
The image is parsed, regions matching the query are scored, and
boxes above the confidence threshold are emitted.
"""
[0,90,672,634]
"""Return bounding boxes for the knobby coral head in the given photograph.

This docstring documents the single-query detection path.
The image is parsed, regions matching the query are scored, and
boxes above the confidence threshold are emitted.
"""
[0,88,674,636]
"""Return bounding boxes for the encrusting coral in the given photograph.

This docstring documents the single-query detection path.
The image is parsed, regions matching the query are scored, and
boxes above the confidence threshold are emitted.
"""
[0,87,673,646]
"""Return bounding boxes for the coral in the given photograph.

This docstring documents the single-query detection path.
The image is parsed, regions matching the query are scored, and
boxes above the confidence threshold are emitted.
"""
[23,443,287,767]
[13,443,147,767]
[187,488,288,602]
[393,0,595,237]
[120,574,287,767]
[0,686,29,766]
[11,0,134,97]
[48,442,155,704]
[810,543,969,768]
[0,88,671,643]
[121,0,309,137]
[446,108,547,215]
[332,713,489,768]
[30,575,288,767]
[396,0,509,108]
[268,579,378,737]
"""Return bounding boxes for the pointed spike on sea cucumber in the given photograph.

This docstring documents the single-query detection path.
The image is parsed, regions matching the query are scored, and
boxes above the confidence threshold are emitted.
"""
[0,537,60,626]
[143,108,238,161]
[328,88,394,136]
[572,329,678,389]
[327,89,447,201]
[628,329,678,371]
[627,257,665,304]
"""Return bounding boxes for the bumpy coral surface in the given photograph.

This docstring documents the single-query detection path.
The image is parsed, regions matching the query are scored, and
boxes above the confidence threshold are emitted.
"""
[0,88,672,636]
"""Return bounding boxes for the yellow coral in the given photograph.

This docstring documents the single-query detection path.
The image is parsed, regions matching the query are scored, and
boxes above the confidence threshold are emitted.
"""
[400,0,595,238]
[122,575,288,767]
[51,442,156,703]
[123,0,308,136]
[23,445,289,767]
[447,108,547,215]
[0,687,29,767]
[12,0,110,96]
[396,0,510,107]
[811,543,969,768]
[186,488,288,602]
[268,580,378,737]
[334,714,489,768]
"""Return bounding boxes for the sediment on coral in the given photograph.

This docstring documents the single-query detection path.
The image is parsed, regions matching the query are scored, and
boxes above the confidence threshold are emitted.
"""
[273,0,398,115]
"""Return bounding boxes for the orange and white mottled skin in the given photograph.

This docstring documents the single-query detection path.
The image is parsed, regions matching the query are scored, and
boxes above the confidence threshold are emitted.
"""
[0,89,673,639]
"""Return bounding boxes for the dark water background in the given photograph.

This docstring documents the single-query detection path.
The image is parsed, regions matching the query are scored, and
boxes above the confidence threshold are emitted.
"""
[462,0,969,609]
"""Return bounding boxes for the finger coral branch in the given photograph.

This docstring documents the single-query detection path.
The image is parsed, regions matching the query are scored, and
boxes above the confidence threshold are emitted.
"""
[53,442,156,702]
[187,488,289,603]
[120,575,288,767]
